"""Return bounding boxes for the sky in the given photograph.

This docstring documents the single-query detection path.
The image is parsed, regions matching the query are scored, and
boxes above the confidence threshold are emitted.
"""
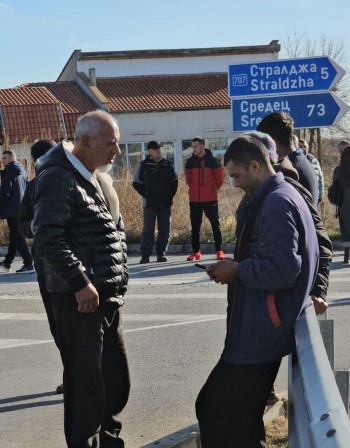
[0,0,349,89]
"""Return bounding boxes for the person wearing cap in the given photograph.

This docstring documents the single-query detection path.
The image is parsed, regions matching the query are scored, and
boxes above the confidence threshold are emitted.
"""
[133,141,178,263]
[185,137,225,261]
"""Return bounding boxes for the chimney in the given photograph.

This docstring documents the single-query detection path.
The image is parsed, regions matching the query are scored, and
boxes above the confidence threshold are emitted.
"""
[89,68,96,86]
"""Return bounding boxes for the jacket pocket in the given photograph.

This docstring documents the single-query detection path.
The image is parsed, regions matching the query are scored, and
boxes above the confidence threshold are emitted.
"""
[267,293,281,328]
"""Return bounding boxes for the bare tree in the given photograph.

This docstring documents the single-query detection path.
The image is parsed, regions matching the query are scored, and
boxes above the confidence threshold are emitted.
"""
[281,32,350,153]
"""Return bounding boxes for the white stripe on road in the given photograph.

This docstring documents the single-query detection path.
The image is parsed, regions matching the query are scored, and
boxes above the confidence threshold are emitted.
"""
[0,339,53,349]
[0,315,226,350]
[124,316,226,333]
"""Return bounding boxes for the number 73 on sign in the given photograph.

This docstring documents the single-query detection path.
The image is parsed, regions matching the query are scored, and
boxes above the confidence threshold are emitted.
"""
[231,92,350,132]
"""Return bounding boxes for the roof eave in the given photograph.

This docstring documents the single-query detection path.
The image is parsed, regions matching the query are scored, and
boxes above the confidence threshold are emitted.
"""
[80,40,280,61]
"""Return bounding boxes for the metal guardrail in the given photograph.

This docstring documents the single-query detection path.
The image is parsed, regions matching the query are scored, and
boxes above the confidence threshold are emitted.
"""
[289,306,350,447]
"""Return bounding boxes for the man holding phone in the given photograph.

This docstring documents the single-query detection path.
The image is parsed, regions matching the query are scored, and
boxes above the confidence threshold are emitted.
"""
[195,135,319,448]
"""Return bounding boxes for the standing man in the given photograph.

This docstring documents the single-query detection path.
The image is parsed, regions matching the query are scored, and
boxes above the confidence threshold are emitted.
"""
[18,139,64,393]
[299,138,325,204]
[133,141,178,264]
[196,135,319,448]
[332,139,350,181]
[0,150,34,273]
[33,111,130,448]
[257,112,318,205]
[185,137,225,261]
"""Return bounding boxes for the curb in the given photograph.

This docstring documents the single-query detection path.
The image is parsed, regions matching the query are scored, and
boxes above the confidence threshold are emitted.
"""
[139,399,287,448]
[127,243,235,256]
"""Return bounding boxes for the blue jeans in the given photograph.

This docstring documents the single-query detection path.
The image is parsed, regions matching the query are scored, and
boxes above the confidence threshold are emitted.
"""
[140,207,171,257]
[51,294,130,448]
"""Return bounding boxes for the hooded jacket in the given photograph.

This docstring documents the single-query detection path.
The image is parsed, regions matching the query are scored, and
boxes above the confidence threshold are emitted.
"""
[33,143,128,302]
[0,160,28,218]
[185,149,224,202]
[224,173,319,364]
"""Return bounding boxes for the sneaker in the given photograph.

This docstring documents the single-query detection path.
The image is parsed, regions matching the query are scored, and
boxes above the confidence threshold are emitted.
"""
[187,251,202,261]
[216,250,225,260]
[15,265,35,274]
[157,256,168,262]
[140,257,150,264]
[56,383,64,394]
[0,261,11,273]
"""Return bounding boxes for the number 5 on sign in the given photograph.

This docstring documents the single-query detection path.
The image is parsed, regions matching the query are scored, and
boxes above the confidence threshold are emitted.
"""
[307,104,326,117]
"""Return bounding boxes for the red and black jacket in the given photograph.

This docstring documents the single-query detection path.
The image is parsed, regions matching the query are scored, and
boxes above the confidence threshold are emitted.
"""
[185,149,224,202]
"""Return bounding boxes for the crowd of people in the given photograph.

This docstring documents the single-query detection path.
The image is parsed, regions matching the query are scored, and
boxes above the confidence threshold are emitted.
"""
[0,109,347,447]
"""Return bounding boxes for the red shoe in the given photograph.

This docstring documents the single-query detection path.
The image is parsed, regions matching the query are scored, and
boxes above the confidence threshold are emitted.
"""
[216,250,225,260]
[187,251,202,261]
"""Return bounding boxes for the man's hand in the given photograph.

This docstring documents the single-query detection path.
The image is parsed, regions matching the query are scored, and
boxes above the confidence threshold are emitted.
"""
[207,260,238,285]
[75,283,99,313]
[311,296,328,315]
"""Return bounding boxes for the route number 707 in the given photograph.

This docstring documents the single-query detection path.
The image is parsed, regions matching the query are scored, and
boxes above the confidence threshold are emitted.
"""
[307,104,326,117]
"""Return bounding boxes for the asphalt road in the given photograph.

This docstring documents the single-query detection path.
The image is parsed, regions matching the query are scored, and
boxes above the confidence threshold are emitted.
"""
[0,251,349,447]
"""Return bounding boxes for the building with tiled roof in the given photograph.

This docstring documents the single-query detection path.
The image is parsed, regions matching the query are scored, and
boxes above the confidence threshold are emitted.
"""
[1,40,280,172]
[57,41,280,172]
[29,81,99,138]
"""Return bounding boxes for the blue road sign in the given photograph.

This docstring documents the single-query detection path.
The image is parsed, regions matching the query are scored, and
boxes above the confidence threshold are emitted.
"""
[228,57,345,97]
[231,92,350,132]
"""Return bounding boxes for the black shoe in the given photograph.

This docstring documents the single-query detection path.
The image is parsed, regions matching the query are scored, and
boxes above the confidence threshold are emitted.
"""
[157,256,168,262]
[16,265,35,274]
[0,261,11,273]
[266,390,281,406]
[140,257,150,264]
[56,383,64,394]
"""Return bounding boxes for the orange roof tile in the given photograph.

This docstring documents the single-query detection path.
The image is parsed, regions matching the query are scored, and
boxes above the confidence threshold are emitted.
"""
[31,81,98,114]
[0,86,59,106]
[28,81,99,138]
[96,73,230,112]
[0,86,65,143]
[1,103,64,143]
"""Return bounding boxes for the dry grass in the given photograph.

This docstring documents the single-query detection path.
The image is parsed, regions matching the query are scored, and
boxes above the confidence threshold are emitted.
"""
[266,416,288,447]
[0,148,341,246]
[114,169,244,244]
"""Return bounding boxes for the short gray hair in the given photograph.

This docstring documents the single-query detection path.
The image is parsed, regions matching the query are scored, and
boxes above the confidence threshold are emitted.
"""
[75,110,118,142]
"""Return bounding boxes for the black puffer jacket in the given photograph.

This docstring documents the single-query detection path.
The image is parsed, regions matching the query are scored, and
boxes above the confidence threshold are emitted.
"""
[33,144,128,300]
[132,156,178,208]
[0,161,28,218]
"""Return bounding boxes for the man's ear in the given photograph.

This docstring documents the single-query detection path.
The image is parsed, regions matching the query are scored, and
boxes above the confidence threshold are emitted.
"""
[250,160,260,172]
[81,135,90,149]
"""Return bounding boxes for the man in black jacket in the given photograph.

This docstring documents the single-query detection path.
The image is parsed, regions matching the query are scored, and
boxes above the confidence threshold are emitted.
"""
[0,150,34,274]
[133,141,178,263]
[257,112,318,206]
[18,139,63,393]
[33,111,130,448]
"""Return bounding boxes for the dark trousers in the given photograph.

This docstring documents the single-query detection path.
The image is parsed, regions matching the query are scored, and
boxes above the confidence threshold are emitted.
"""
[140,206,171,257]
[189,201,222,252]
[51,293,130,448]
[4,217,32,266]
[37,274,59,348]
[196,358,281,448]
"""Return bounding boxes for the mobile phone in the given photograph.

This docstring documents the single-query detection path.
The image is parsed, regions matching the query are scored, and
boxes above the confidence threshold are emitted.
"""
[194,263,207,270]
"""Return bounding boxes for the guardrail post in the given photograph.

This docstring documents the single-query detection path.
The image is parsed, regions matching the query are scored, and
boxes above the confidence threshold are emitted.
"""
[288,307,350,447]
[334,370,350,413]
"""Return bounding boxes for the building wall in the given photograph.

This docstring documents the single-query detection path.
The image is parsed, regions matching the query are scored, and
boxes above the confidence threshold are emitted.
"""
[114,108,236,173]
[77,52,278,78]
